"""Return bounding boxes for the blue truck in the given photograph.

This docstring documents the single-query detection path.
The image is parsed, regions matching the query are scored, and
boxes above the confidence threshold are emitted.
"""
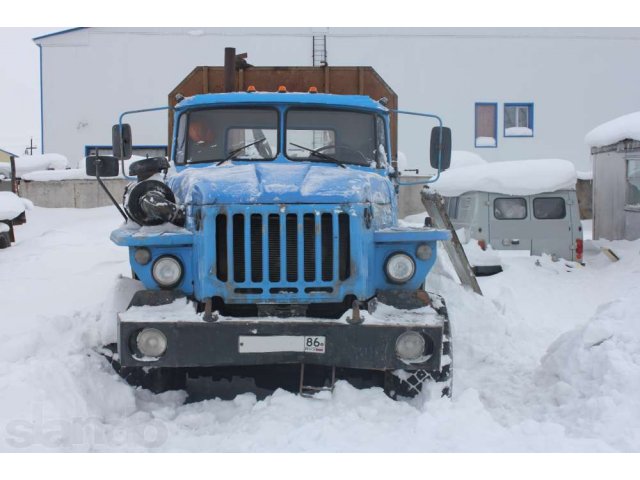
[88,55,453,399]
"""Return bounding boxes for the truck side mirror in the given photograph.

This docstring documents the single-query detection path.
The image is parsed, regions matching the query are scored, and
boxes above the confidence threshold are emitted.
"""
[86,155,120,177]
[430,126,452,171]
[112,123,133,160]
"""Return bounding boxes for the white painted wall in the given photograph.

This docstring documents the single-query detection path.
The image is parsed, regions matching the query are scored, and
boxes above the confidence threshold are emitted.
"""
[37,28,640,171]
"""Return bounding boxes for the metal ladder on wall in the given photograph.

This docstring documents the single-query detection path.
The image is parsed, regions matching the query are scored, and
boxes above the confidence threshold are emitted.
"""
[421,188,483,296]
[312,35,327,67]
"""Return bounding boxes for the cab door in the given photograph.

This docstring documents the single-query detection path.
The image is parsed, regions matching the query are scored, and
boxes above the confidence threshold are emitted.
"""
[530,192,574,260]
[488,194,531,251]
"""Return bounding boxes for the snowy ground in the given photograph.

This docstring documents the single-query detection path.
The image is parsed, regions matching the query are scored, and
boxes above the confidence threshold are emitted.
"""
[0,207,639,452]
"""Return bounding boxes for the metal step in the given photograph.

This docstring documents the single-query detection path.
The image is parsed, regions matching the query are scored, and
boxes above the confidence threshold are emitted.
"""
[298,363,336,397]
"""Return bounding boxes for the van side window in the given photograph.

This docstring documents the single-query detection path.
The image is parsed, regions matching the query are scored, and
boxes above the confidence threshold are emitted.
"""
[533,197,566,219]
[494,197,527,220]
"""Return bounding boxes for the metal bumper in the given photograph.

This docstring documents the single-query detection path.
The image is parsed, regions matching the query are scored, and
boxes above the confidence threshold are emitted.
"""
[118,318,443,371]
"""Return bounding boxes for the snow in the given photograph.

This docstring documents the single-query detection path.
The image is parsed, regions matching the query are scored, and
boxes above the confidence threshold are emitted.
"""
[449,150,486,169]
[0,192,29,220]
[20,156,158,182]
[432,159,577,197]
[0,154,68,178]
[0,206,639,451]
[475,136,496,147]
[585,111,640,147]
[0,223,8,234]
[577,170,593,181]
[505,127,533,136]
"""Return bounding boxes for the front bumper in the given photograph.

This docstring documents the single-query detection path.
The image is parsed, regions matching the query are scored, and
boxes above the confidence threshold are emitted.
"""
[118,311,444,372]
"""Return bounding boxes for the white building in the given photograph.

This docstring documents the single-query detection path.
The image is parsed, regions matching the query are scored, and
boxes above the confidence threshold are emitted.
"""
[34,27,640,170]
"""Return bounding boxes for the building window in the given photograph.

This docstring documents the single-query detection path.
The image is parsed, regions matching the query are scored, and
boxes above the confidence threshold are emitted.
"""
[475,103,497,148]
[504,103,534,137]
[533,197,566,219]
[494,197,527,220]
[626,159,640,209]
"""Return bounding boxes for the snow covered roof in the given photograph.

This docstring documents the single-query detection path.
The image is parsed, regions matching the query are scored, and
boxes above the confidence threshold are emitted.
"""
[0,154,68,178]
[0,147,19,158]
[432,159,577,197]
[449,151,487,169]
[585,111,640,148]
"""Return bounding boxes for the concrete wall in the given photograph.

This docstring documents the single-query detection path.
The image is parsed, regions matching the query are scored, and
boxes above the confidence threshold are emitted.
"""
[37,28,640,172]
[20,179,128,208]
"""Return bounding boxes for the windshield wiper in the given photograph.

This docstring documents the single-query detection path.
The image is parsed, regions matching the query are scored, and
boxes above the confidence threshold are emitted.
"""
[217,138,266,166]
[288,143,346,168]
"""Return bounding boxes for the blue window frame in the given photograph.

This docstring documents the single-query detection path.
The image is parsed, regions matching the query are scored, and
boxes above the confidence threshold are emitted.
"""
[475,103,497,148]
[504,103,534,137]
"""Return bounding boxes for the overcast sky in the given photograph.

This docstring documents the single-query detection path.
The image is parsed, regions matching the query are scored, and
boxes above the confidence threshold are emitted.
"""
[0,27,60,155]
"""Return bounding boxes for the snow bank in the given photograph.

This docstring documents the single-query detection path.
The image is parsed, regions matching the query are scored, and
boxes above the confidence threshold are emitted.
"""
[0,192,28,220]
[449,151,486,170]
[20,156,161,182]
[585,111,640,147]
[432,159,577,197]
[535,293,640,449]
[22,169,89,182]
[0,154,68,178]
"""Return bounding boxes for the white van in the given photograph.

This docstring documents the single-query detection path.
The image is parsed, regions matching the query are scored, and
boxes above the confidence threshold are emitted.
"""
[434,159,584,263]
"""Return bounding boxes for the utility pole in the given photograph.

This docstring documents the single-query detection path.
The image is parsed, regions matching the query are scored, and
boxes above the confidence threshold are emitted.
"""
[24,137,38,156]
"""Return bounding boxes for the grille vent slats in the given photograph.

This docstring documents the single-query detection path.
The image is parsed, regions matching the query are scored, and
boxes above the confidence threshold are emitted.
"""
[216,211,350,286]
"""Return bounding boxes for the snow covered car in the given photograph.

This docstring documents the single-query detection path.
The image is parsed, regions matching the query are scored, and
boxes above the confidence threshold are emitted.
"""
[436,159,584,263]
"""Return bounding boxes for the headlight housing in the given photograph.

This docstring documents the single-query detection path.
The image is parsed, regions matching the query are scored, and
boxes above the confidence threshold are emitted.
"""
[136,328,168,358]
[152,256,183,288]
[395,331,425,361]
[385,253,416,283]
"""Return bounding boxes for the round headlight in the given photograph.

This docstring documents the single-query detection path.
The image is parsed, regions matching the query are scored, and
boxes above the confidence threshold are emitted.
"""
[385,253,415,283]
[152,256,182,288]
[136,328,167,358]
[395,331,425,361]
[134,247,151,265]
[416,243,432,260]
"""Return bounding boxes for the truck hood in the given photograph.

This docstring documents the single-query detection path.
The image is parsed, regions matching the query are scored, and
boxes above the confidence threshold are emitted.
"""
[167,163,393,205]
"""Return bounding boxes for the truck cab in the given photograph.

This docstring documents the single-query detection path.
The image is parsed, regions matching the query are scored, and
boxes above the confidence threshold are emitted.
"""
[90,82,453,399]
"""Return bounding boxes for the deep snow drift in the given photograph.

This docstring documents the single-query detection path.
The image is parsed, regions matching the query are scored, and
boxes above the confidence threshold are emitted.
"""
[0,206,638,452]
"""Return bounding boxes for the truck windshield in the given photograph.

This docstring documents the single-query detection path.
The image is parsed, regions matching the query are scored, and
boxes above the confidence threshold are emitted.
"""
[285,109,382,167]
[177,108,278,164]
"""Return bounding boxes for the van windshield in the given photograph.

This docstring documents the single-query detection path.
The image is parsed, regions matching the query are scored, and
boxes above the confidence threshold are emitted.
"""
[176,108,278,164]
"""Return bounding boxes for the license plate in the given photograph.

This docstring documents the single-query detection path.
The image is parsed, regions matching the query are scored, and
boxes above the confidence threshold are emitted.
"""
[238,335,326,354]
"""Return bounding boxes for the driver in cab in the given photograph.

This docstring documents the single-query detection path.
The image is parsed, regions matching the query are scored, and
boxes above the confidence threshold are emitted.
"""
[188,118,222,162]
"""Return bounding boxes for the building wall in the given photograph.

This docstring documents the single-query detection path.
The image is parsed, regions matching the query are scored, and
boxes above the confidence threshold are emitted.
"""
[592,150,627,240]
[37,28,640,171]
